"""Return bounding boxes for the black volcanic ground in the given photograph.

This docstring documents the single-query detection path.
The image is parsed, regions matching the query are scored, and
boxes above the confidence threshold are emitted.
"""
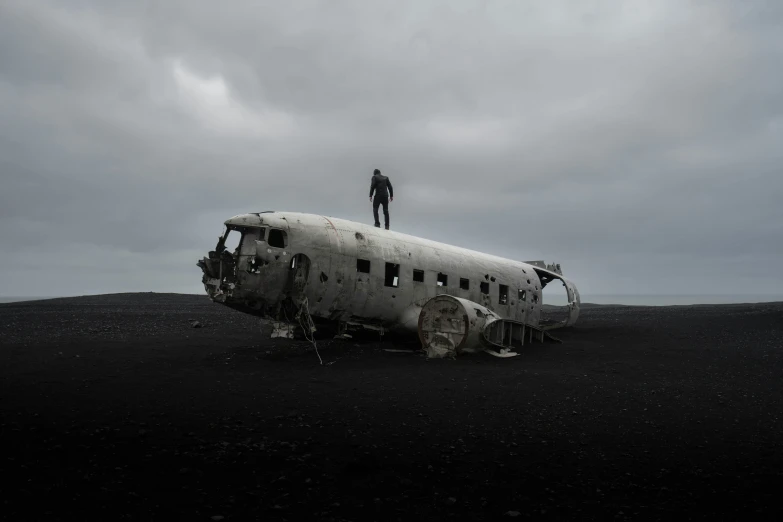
[1,293,782,521]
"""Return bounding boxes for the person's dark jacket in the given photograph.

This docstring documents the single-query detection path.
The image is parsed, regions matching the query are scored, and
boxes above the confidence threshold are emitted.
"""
[369,173,393,199]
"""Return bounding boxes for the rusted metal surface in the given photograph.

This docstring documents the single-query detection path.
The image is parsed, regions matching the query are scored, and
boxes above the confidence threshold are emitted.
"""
[197,211,581,357]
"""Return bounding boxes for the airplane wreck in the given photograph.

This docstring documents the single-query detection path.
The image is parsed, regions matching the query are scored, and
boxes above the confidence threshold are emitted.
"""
[197,211,580,359]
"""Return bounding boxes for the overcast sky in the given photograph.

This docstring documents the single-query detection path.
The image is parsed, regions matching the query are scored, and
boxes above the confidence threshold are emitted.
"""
[1,0,782,299]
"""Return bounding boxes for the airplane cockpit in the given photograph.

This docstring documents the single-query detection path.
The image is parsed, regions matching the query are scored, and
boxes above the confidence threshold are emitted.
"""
[198,217,296,312]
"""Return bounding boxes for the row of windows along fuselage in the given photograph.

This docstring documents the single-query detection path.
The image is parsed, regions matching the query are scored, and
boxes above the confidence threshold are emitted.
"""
[252,226,540,306]
[354,257,538,306]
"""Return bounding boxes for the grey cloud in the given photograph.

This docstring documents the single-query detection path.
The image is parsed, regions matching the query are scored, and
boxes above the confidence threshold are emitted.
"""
[1,0,782,298]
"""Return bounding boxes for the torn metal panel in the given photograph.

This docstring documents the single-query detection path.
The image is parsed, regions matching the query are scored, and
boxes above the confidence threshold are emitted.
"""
[524,260,563,275]
[197,211,582,359]
[271,321,295,339]
[483,348,519,358]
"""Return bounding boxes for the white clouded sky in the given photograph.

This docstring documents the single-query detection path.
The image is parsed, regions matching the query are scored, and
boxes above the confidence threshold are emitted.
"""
[1,0,782,298]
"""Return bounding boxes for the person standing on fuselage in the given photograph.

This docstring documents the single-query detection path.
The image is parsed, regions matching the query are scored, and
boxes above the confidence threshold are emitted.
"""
[369,168,393,230]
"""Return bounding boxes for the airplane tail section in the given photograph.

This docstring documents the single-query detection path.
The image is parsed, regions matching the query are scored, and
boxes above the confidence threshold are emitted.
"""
[525,261,581,328]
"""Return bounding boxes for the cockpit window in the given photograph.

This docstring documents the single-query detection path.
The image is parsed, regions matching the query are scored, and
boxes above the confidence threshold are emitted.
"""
[222,227,241,253]
[268,228,287,248]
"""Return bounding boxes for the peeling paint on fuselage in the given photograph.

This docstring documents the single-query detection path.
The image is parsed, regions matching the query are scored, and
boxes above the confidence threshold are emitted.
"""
[197,211,580,334]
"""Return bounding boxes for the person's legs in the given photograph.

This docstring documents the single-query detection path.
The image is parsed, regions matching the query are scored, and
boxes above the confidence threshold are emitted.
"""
[372,197,381,227]
[382,198,389,229]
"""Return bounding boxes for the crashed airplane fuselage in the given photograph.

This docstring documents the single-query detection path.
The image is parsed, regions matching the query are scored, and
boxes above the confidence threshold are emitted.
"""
[197,211,580,357]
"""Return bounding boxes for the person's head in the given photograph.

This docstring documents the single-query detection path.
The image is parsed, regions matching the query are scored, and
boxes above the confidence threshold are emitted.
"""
[373,168,381,175]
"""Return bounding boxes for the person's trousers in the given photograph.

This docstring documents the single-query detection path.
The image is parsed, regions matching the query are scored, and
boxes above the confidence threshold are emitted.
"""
[373,196,389,228]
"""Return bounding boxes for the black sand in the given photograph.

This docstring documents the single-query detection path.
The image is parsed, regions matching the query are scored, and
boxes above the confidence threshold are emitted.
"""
[1,293,782,520]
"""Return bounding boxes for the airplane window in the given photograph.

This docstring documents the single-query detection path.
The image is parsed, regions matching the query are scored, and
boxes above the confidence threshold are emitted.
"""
[413,269,424,282]
[480,282,489,294]
[384,263,400,288]
[222,228,241,253]
[268,229,287,248]
[357,259,370,273]
[519,289,527,301]
[499,284,508,305]
[437,273,448,287]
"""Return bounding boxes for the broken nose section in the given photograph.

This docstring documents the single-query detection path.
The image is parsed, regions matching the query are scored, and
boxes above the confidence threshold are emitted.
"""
[204,275,234,303]
[197,252,235,303]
